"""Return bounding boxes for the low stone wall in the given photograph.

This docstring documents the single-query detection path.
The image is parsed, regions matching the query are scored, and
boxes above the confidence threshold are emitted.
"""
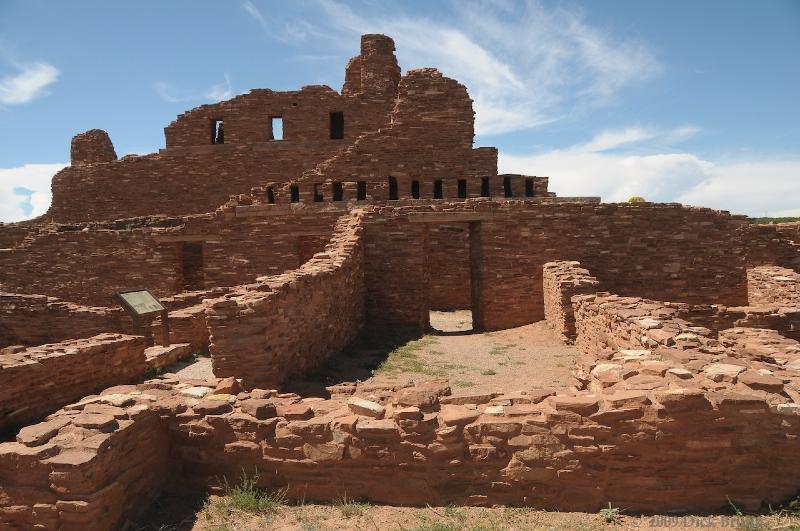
[672,303,800,342]
[149,303,209,353]
[0,292,126,348]
[0,333,146,430]
[542,261,600,342]
[0,390,170,529]
[206,211,366,388]
[3,324,800,531]
[748,266,800,307]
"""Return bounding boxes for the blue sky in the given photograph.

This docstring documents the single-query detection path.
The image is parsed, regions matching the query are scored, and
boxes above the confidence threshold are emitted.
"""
[0,0,798,221]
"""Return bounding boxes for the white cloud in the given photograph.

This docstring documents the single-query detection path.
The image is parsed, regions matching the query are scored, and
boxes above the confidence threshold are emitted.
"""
[154,74,233,103]
[242,1,268,32]
[308,0,658,135]
[0,163,66,222]
[203,73,232,101]
[0,62,60,104]
[499,127,800,217]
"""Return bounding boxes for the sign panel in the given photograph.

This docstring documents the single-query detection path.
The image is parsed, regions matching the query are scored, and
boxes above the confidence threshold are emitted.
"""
[115,289,165,316]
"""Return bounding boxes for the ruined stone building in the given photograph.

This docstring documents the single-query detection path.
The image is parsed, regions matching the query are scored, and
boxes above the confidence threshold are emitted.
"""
[1,34,800,529]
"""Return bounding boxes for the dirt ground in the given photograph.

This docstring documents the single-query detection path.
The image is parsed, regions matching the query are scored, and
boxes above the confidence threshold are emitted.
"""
[135,493,800,531]
[285,310,580,397]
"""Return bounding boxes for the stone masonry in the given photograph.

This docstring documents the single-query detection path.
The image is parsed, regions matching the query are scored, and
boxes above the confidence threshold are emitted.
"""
[0,32,799,530]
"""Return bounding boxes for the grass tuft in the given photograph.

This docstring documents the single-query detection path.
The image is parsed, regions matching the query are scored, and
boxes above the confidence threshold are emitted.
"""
[598,502,622,524]
[336,494,370,518]
[211,471,287,517]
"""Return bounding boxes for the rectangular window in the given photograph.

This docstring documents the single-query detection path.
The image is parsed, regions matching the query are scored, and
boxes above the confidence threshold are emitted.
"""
[333,181,343,201]
[313,184,323,202]
[503,176,512,198]
[411,180,420,199]
[525,178,535,197]
[357,181,367,200]
[481,177,490,197]
[290,185,300,203]
[212,119,224,144]
[388,176,398,200]
[433,179,443,199]
[457,179,467,199]
[330,111,344,139]
[266,186,275,204]
[270,116,284,140]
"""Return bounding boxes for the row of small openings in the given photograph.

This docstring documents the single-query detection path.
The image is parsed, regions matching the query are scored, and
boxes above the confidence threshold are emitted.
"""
[211,112,344,145]
[267,181,369,204]
[267,176,538,204]
[388,177,537,200]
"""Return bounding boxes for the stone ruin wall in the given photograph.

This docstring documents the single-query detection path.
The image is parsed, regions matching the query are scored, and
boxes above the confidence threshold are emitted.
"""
[0,293,126,348]
[0,209,340,307]
[265,67,499,206]
[1,32,800,529]
[428,223,472,311]
[748,265,800,307]
[359,201,798,334]
[4,276,800,528]
[206,210,366,389]
[40,35,402,224]
[0,334,146,431]
[542,261,601,342]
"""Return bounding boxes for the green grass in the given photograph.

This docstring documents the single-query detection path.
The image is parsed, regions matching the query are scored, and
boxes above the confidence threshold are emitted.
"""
[453,379,476,388]
[598,503,622,524]
[209,472,287,517]
[336,495,370,518]
[749,216,800,224]
[481,369,497,376]
[375,336,447,377]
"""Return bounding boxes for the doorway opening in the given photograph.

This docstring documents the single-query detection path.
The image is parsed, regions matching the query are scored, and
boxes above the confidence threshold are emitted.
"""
[426,222,478,334]
[179,242,204,291]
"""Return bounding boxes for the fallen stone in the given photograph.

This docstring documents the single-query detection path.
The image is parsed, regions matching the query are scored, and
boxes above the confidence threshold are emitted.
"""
[440,405,481,426]
[276,404,313,420]
[239,399,277,420]
[72,413,118,432]
[347,397,385,418]
[16,418,71,447]
[193,400,233,416]
[703,363,745,382]
[180,386,213,399]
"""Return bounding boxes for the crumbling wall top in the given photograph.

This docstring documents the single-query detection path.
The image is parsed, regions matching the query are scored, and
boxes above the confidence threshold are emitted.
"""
[70,129,117,166]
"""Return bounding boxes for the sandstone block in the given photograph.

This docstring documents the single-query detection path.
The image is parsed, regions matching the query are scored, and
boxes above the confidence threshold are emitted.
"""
[347,397,385,418]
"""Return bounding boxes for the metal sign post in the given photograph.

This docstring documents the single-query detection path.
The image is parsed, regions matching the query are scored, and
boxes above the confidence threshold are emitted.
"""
[112,288,170,346]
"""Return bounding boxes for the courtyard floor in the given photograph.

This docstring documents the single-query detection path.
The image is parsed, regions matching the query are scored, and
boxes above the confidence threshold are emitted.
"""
[284,310,581,397]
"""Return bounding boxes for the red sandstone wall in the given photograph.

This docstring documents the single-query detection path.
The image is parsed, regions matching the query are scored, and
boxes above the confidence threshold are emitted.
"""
[271,68,497,205]
[360,201,795,333]
[0,227,183,306]
[748,265,800,307]
[4,321,800,530]
[542,261,601,342]
[0,292,127,347]
[0,210,340,306]
[0,333,146,430]
[363,211,430,332]
[48,144,342,223]
[206,211,366,388]
[43,35,401,224]
[428,223,471,310]
[0,402,169,529]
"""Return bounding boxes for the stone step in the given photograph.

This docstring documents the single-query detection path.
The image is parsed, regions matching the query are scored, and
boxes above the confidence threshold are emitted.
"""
[144,343,193,370]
